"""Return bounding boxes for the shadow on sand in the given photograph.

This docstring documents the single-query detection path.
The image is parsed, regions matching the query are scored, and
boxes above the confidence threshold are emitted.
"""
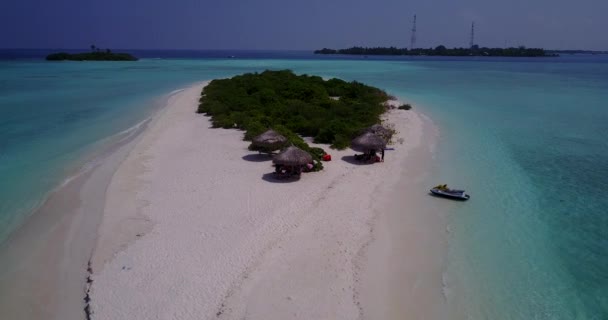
[261,172,302,183]
[242,153,273,162]
[341,155,378,165]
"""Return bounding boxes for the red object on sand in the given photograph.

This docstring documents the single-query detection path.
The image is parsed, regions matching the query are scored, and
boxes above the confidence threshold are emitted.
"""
[322,154,332,161]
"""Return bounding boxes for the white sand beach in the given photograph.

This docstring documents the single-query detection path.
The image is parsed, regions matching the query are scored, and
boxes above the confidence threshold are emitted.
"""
[89,82,448,319]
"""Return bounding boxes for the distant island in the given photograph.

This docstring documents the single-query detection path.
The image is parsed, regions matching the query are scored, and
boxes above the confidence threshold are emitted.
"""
[46,45,138,61]
[314,45,557,57]
[549,50,608,55]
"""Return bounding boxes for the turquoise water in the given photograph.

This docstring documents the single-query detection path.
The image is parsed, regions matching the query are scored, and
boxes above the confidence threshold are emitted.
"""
[385,61,608,319]
[1,56,606,318]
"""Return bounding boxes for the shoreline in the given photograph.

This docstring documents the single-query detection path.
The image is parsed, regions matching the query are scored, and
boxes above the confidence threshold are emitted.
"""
[88,82,447,319]
[359,112,449,319]
[0,118,150,320]
[0,88,190,320]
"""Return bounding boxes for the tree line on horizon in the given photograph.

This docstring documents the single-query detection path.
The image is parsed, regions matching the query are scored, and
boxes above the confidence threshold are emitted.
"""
[46,45,138,61]
[314,45,556,57]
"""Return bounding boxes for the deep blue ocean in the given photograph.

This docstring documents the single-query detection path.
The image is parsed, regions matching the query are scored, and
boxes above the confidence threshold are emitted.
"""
[1,50,606,319]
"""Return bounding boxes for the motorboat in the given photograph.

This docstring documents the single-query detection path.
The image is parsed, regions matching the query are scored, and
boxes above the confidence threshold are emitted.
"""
[430,184,470,200]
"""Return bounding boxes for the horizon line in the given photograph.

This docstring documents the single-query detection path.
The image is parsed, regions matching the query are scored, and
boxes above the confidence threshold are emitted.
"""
[1,47,607,53]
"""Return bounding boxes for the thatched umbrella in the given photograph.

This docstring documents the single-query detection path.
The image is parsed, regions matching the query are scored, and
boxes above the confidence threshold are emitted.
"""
[351,132,387,153]
[273,146,313,166]
[364,124,393,142]
[252,129,288,151]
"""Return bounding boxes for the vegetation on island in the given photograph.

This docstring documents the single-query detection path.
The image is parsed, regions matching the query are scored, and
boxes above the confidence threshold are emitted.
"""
[46,45,138,61]
[315,45,556,57]
[197,70,392,168]
[398,103,412,110]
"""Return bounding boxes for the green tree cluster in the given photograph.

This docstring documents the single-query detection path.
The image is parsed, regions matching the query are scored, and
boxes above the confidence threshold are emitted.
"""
[198,70,390,158]
[46,46,138,61]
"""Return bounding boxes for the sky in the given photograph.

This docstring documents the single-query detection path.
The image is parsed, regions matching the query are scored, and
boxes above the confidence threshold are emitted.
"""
[1,0,607,50]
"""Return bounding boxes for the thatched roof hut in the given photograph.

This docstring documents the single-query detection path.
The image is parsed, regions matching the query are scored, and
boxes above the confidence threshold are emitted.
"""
[364,124,393,142]
[351,132,387,153]
[252,129,288,151]
[273,146,313,166]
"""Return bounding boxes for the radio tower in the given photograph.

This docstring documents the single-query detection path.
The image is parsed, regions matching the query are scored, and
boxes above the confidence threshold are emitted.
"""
[410,15,417,50]
[469,21,475,48]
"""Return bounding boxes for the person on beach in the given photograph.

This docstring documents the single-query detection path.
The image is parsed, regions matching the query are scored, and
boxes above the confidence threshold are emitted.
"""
[381,149,385,162]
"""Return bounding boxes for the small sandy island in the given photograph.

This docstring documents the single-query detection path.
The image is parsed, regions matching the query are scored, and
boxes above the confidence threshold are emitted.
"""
[89,82,447,319]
